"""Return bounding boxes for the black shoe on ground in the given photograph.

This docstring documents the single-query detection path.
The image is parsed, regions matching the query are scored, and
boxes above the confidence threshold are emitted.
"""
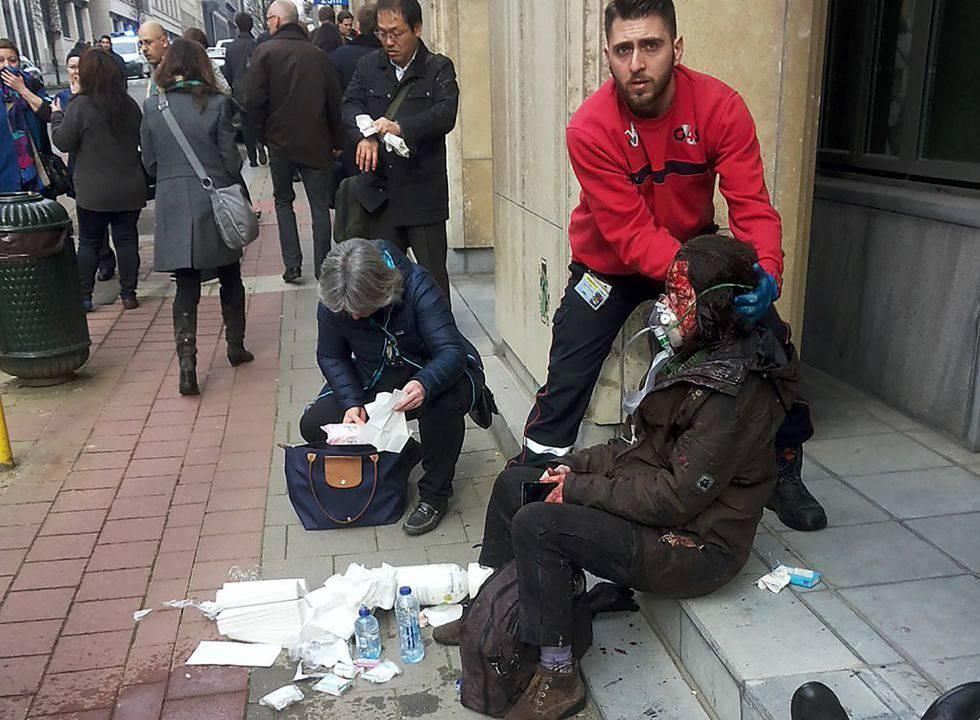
[791,682,849,720]
[921,681,980,720]
[249,160,258,168]
[767,447,828,532]
[121,296,139,310]
[432,618,461,646]
[96,265,115,282]
[403,501,444,536]
[282,267,302,284]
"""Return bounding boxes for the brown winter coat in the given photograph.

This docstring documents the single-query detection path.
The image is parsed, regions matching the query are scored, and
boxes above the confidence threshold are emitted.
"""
[562,331,799,598]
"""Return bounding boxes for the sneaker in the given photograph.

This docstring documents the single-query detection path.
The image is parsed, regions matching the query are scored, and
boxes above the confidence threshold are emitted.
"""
[504,663,587,720]
[121,296,139,310]
[402,501,444,536]
[766,447,828,532]
[432,618,461,646]
[282,267,302,284]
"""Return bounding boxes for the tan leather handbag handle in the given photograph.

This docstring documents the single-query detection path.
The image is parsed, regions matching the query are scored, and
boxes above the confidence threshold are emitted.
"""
[306,452,380,525]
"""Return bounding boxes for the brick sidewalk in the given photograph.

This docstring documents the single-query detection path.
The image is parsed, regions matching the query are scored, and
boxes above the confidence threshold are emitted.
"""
[0,181,288,718]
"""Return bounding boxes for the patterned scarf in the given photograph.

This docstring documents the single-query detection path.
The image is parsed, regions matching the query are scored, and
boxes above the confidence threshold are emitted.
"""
[1,84,41,192]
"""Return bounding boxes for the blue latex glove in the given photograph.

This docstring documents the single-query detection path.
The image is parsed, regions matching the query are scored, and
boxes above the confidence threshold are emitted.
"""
[734,263,779,324]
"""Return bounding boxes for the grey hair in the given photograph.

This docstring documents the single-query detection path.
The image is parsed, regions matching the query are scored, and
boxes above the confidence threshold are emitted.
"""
[319,239,405,316]
[268,0,298,24]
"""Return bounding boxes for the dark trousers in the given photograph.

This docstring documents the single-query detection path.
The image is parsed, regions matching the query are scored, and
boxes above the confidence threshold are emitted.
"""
[239,109,261,165]
[384,220,451,309]
[298,369,471,508]
[480,466,638,647]
[269,152,334,277]
[521,263,812,456]
[76,207,140,299]
[97,231,115,275]
[173,262,244,315]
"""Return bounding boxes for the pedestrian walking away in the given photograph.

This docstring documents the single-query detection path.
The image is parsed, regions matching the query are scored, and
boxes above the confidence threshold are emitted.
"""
[310,5,344,54]
[141,39,254,396]
[246,0,344,284]
[298,239,487,536]
[183,27,233,95]
[342,0,459,307]
[51,48,146,313]
[223,12,268,168]
[513,0,826,533]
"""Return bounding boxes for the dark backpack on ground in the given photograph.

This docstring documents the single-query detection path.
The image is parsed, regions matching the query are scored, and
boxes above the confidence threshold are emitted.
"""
[458,561,637,717]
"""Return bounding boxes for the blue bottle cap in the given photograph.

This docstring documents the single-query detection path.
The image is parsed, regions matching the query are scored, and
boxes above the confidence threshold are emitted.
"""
[359,606,371,617]
[399,586,411,595]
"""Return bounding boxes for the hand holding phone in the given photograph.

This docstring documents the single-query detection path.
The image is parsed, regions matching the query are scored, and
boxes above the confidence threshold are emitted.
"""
[522,480,558,505]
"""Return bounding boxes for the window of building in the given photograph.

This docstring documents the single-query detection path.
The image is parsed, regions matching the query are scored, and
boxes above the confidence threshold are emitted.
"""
[818,0,980,186]
[59,1,71,37]
[74,5,85,41]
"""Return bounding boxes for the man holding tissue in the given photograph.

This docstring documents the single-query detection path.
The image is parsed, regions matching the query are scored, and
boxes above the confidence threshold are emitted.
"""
[299,239,486,536]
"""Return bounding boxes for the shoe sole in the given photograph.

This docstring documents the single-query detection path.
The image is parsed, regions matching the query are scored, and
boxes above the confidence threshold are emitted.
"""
[402,518,442,536]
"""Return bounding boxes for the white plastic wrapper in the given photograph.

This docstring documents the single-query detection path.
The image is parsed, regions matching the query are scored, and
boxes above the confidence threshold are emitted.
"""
[361,660,402,684]
[323,423,363,446]
[396,564,469,606]
[421,604,464,628]
[332,662,359,679]
[312,674,354,696]
[467,563,495,598]
[259,685,304,711]
[756,566,792,593]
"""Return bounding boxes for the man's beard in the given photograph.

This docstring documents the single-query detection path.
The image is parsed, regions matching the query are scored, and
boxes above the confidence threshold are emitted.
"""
[615,72,671,118]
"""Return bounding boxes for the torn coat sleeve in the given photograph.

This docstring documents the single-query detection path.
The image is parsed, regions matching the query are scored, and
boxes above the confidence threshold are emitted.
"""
[563,393,741,527]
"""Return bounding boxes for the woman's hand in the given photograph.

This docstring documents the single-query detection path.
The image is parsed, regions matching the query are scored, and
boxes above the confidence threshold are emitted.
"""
[51,96,62,114]
[2,69,26,95]
[343,406,367,425]
[393,380,425,412]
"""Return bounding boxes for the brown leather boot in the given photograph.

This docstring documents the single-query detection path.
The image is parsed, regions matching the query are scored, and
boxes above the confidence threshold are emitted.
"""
[504,663,587,720]
[432,618,461,646]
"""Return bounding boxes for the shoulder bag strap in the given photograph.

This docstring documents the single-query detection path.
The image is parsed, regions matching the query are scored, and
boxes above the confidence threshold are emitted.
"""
[385,76,417,119]
[157,89,214,189]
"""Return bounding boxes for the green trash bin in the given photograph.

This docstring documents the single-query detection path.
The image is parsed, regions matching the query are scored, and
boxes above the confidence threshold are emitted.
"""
[0,191,90,384]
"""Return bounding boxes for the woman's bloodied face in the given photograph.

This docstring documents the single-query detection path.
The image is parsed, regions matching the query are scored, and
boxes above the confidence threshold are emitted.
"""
[666,258,698,343]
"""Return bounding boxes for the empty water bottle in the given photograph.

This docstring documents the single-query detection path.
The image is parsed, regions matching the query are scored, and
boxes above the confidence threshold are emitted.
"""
[354,605,381,660]
[394,586,424,664]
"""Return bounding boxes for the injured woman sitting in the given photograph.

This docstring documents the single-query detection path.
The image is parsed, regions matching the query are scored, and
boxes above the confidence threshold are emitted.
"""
[439,233,801,720]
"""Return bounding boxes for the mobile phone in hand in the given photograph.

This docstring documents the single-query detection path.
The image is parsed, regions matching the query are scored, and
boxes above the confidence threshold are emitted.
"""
[522,480,558,506]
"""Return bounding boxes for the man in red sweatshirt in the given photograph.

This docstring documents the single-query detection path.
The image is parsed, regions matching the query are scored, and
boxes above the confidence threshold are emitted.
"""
[515,0,826,534]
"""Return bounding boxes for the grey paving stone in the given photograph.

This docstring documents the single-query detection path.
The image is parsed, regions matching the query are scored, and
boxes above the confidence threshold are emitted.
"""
[260,556,334,588]
[447,480,484,511]
[455,449,505,479]
[809,399,896,441]
[678,609,742,720]
[921,654,980,691]
[461,429,499,454]
[801,456,834,483]
[905,429,980,465]
[245,704,275,720]
[780,522,962,587]
[425,541,480,566]
[907,513,980,571]
[286,524,378,559]
[334,546,429,570]
[805,433,950,477]
[680,571,859,682]
[801,478,892,526]
[842,575,980,662]
[457,507,486,543]
[802,592,902,665]
[266,493,304,527]
[249,661,296,702]
[638,595,681,655]
[745,669,893,720]
[583,612,709,720]
[376,513,466,551]
[848,467,980,519]
[874,664,941,718]
[262,525,287,564]
[751,531,813,574]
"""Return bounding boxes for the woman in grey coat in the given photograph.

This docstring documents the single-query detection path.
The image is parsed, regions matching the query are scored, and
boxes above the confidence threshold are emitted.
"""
[141,38,253,396]
[51,48,146,311]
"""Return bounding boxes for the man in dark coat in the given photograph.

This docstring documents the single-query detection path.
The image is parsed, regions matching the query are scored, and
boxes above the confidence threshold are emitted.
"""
[299,239,484,536]
[98,35,128,84]
[342,0,459,306]
[222,12,267,167]
[246,0,344,283]
[329,5,381,92]
[310,5,343,54]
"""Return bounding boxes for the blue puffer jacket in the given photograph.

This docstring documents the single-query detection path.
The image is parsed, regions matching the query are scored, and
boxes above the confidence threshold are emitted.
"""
[315,241,480,412]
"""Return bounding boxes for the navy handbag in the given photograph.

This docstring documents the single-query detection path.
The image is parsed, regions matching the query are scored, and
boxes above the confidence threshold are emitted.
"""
[283,442,418,530]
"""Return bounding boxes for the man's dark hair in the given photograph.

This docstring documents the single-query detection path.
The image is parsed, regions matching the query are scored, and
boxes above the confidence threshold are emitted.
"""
[234,12,253,33]
[376,0,423,29]
[99,34,112,43]
[337,9,353,23]
[604,0,677,39]
[318,5,336,24]
[357,6,378,36]
[182,27,209,48]
[674,234,757,344]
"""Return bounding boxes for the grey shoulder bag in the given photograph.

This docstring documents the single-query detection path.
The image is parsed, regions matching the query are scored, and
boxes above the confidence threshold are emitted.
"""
[157,89,258,251]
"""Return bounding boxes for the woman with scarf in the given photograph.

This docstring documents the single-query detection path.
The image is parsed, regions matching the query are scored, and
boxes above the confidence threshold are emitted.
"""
[0,39,53,194]
[51,48,146,312]
[140,39,253,396]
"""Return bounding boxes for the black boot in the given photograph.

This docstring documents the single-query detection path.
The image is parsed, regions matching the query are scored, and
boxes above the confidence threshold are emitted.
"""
[173,307,200,396]
[220,284,254,367]
[767,447,828,532]
[921,682,980,720]
[791,682,849,720]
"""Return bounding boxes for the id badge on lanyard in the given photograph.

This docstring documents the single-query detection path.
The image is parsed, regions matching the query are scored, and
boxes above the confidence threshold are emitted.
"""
[574,272,612,311]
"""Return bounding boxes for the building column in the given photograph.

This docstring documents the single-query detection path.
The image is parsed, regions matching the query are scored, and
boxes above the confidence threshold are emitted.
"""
[66,1,80,39]
[82,6,93,41]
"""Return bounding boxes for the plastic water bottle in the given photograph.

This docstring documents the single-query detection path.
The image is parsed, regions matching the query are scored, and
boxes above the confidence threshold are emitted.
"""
[394,586,424,664]
[354,605,381,661]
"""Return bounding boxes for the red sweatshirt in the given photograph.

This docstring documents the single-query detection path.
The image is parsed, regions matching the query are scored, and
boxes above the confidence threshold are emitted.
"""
[566,65,783,282]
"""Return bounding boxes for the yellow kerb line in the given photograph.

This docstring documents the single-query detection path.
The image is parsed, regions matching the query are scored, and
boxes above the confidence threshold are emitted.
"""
[0,395,13,469]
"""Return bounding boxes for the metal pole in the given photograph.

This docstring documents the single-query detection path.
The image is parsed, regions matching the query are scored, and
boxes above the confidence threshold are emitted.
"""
[0,395,13,470]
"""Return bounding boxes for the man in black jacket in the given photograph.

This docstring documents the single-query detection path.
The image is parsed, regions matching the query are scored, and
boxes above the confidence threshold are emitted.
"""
[247,0,344,283]
[342,0,459,305]
[311,5,343,54]
[223,12,267,167]
[330,5,381,92]
[98,35,128,84]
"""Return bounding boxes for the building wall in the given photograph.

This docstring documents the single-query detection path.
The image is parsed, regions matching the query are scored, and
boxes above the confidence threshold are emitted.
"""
[490,0,827,428]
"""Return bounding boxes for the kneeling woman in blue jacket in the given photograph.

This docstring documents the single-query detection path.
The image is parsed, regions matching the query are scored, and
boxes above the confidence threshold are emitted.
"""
[300,238,484,536]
